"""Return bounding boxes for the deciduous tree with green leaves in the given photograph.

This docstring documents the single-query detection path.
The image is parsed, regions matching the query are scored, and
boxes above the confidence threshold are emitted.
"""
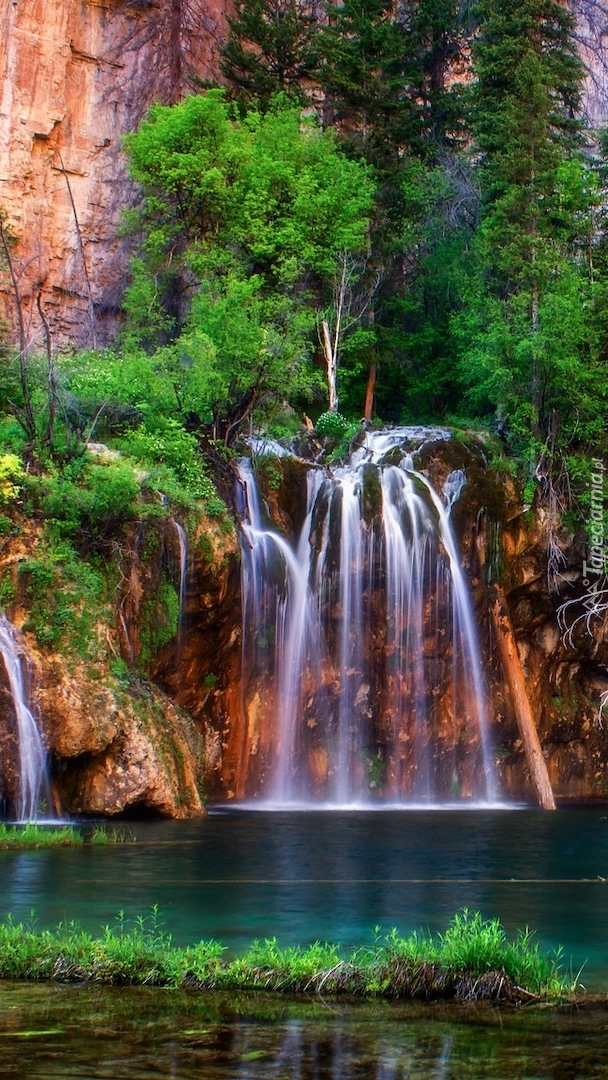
[121,91,375,438]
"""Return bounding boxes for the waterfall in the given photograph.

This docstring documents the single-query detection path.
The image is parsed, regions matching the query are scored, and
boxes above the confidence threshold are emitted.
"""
[0,614,52,820]
[171,519,188,658]
[237,428,497,806]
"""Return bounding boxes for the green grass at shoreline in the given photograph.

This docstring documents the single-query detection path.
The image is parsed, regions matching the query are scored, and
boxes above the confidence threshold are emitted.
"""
[0,908,567,1003]
[0,823,130,850]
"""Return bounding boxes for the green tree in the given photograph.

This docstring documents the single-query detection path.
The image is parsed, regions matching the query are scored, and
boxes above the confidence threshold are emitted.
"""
[122,91,375,437]
[311,0,472,418]
[220,0,316,109]
[457,0,603,454]
[412,0,469,152]
[314,0,422,168]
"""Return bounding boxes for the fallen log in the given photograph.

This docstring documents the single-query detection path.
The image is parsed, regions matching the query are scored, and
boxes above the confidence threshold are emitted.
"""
[490,582,556,810]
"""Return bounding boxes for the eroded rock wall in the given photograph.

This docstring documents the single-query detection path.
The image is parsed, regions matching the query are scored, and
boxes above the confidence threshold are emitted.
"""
[1,442,608,816]
[0,511,209,818]
[0,0,228,349]
[177,447,608,807]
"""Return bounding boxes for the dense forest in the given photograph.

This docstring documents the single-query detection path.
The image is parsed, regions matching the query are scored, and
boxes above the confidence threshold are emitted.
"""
[1,0,608,540]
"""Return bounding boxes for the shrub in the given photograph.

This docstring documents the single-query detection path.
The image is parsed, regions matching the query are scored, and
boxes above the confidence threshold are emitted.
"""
[0,453,25,504]
[315,411,350,438]
[41,461,139,548]
[122,420,209,498]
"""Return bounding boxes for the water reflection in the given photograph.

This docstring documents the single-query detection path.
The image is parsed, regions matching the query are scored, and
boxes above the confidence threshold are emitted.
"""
[1,983,608,1080]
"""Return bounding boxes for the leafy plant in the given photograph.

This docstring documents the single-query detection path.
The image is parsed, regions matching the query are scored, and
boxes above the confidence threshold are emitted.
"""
[0,907,566,1000]
[315,411,349,438]
[0,453,25,504]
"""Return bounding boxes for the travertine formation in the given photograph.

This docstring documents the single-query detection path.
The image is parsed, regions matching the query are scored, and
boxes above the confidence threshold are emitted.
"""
[1,447,608,815]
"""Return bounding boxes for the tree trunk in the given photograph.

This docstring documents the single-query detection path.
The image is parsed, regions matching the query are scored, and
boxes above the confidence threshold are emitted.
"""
[490,582,556,810]
[363,362,376,422]
[170,0,182,103]
[322,318,339,412]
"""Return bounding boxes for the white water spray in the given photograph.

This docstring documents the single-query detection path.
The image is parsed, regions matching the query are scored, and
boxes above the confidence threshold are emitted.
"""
[171,518,188,659]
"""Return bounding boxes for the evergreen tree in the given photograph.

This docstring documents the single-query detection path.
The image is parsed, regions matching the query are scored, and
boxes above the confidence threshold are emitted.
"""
[219,0,316,109]
[314,0,423,168]
[413,0,469,151]
[458,0,603,453]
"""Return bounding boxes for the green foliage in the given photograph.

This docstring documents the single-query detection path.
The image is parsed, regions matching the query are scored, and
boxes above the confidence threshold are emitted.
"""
[138,575,180,670]
[253,454,283,491]
[313,0,422,170]
[122,91,375,440]
[220,0,316,108]
[2,0,607,518]
[59,349,221,506]
[0,908,566,999]
[455,0,599,460]
[315,411,349,438]
[122,420,211,498]
[0,452,25,504]
[19,547,112,656]
[40,460,139,548]
[0,572,15,608]
[0,825,84,850]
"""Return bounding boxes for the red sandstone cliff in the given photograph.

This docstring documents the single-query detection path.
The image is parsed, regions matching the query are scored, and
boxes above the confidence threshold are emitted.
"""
[0,0,228,350]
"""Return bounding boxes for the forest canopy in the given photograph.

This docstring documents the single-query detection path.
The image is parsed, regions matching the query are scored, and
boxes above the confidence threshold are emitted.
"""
[1,0,607,526]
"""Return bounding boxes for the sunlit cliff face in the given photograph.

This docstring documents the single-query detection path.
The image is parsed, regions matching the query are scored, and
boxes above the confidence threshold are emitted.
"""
[0,0,228,350]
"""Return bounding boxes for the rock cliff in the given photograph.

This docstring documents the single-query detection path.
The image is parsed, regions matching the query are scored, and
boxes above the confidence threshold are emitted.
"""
[0,507,216,818]
[1,438,608,815]
[0,0,228,349]
[175,441,608,807]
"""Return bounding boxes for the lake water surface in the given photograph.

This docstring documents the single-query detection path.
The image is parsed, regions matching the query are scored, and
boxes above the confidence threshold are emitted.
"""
[1,806,607,987]
[2,981,608,1080]
[2,807,608,1077]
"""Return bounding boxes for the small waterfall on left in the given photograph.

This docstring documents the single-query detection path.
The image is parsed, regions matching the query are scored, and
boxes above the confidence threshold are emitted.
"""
[0,613,52,820]
[170,518,188,660]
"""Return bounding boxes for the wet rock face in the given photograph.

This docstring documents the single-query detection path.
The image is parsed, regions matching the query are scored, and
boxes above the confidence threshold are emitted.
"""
[178,440,608,806]
[2,439,608,817]
[0,513,207,819]
[0,661,20,814]
[0,0,228,350]
[151,512,244,803]
[494,508,608,803]
[37,651,205,819]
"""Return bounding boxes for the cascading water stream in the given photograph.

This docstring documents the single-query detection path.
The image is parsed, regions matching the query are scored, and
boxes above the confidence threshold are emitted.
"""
[408,460,496,802]
[0,613,52,820]
[237,429,498,805]
[171,519,188,659]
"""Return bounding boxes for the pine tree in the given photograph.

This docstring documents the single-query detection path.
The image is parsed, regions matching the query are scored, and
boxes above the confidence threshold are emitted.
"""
[219,0,316,109]
[314,0,424,169]
[459,0,599,450]
[413,0,469,151]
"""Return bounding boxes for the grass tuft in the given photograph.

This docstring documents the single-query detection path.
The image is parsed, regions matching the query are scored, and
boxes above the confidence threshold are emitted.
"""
[0,823,134,850]
[0,908,567,1002]
[0,824,84,850]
